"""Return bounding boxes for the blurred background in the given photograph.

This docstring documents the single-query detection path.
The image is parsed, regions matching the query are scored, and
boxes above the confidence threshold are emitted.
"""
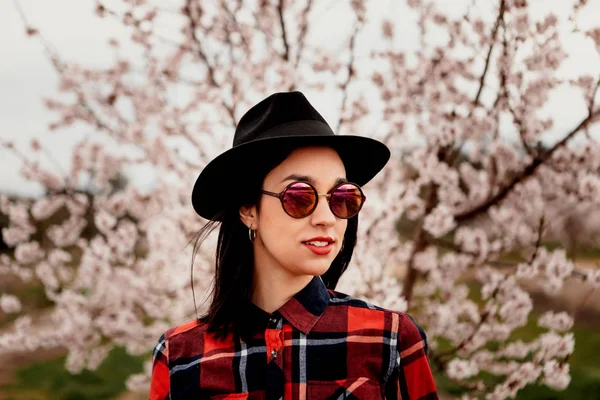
[1,0,600,399]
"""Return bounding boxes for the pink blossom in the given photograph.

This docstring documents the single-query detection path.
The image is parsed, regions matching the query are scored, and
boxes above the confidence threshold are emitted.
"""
[538,311,574,332]
[516,260,540,279]
[14,241,45,265]
[535,332,575,362]
[498,340,532,359]
[31,196,65,220]
[36,262,60,290]
[498,287,532,328]
[455,227,489,261]
[47,215,87,248]
[543,249,574,280]
[402,184,426,220]
[542,360,571,390]
[0,294,22,314]
[94,210,117,233]
[586,269,600,288]
[48,249,72,267]
[413,247,438,273]
[423,204,455,237]
[578,173,600,201]
[586,28,600,48]
[1,226,33,247]
[447,358,479,380]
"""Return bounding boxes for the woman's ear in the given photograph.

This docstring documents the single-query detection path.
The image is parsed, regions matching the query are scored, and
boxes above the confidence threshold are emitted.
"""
[239,204,257,229]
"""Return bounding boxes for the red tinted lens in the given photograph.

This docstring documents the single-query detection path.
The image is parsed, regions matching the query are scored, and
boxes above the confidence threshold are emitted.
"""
[330,184,364,218]
[282,182,317,217]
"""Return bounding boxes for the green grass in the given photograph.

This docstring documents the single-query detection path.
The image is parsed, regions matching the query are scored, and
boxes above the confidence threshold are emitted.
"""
[1,347,146,400]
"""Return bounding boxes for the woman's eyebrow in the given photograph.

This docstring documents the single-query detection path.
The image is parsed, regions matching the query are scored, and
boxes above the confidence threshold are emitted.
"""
[281,174,348,187]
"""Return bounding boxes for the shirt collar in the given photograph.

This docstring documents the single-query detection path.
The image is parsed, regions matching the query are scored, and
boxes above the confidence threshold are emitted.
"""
[240,276,329,340]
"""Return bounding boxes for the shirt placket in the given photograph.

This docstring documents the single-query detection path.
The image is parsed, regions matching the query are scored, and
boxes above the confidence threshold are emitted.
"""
[265,315,284,400]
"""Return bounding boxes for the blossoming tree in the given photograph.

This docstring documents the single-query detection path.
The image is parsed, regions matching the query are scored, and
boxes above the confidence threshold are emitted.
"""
[1,0,600,397]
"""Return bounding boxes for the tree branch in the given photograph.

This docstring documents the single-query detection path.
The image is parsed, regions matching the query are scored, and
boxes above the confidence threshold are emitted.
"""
[455,108,600,224]
[404,184,437,305]
[498,14,534,155]
[433,229,589,280]
[588,74,600,115]
[277,0,290,62]
[222,0,250,51]
[471,0,506,111]
[336,22,361,133]
[183,0,236,126]
[293,0,314,71]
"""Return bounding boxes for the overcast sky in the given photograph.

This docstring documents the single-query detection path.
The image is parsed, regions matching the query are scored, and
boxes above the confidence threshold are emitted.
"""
[1,0,599,198]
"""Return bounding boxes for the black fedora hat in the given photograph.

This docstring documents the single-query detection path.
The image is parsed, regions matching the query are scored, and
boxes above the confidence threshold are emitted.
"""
[191,91,390,220]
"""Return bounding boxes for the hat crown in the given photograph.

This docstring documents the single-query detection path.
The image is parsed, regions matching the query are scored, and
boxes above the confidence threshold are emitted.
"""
[192,91,390,220]
[233,91,331,147]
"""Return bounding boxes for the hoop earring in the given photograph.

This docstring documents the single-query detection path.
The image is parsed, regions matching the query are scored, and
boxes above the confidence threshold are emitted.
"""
[248,227,257,242]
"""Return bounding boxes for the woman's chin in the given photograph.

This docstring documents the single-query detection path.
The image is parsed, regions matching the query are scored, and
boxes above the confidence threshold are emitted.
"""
[291,261,332,277]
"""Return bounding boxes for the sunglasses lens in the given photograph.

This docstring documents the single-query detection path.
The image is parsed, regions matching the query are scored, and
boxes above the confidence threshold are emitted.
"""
[330,184,364,218]
[282,182,317,217]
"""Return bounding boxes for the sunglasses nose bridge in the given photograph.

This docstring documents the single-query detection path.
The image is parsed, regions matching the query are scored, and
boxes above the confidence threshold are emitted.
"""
[315,192,334,209]
[309,192,335,217]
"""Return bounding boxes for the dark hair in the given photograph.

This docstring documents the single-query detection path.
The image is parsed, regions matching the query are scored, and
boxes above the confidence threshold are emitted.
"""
[190,148,359,340]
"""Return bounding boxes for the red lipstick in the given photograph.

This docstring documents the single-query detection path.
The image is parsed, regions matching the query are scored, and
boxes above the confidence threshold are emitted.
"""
[302,237,334,256]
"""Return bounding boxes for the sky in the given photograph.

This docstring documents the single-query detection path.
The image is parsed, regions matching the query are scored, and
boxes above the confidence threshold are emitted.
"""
[1,0,599,198]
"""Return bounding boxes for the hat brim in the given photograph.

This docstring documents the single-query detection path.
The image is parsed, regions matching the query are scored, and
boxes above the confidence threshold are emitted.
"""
[191,135,390,220]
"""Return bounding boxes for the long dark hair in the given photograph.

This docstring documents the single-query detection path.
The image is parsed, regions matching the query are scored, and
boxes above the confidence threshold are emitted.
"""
[190,149,359,340]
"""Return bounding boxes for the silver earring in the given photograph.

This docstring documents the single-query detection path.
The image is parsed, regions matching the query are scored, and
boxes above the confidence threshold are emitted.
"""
[248,227,257,242]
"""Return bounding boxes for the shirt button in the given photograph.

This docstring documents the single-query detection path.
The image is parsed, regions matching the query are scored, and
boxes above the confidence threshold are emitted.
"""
[271,349,277,359]
[268,316,278,328]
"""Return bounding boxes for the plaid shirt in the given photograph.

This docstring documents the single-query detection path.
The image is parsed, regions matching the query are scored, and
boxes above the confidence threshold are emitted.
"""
[150,276,437,399]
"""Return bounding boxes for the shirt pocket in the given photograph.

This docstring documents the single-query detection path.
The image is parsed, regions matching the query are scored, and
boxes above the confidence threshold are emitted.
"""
[209,393,249,400]
[307,377,382,400]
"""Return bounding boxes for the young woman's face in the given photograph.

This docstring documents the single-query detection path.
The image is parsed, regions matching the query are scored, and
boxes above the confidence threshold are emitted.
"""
[244,146,348,278]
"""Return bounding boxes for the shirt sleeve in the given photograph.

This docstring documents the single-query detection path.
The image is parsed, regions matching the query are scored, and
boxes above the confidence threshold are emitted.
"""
[149,333,170,400]
[384,314,438,400]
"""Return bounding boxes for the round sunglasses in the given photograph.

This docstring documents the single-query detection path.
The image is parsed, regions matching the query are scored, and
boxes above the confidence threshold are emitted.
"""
[261,181,366,219]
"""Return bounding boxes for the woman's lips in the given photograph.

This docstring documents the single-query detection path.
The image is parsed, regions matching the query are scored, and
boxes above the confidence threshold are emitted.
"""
[302,242,333,255]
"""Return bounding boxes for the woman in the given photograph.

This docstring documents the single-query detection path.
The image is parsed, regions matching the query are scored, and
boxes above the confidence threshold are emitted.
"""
[150,92,438,399]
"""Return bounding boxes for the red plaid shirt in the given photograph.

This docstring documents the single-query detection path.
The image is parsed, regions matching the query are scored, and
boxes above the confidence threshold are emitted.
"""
[150,276,438,399]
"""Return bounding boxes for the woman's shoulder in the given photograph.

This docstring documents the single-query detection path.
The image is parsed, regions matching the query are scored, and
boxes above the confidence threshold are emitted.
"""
[326,288,415,323]
[326,288,429,353]
[162,318,210,342]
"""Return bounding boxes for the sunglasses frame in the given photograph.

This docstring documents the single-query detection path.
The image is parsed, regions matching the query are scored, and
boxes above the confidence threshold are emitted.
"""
[261,181,366,219]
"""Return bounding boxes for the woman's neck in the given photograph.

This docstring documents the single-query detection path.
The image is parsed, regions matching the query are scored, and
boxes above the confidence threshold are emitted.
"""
[250,258,313,314]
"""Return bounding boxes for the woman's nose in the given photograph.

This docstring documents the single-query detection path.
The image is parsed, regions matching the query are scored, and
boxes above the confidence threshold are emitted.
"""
[310,195,336,226]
